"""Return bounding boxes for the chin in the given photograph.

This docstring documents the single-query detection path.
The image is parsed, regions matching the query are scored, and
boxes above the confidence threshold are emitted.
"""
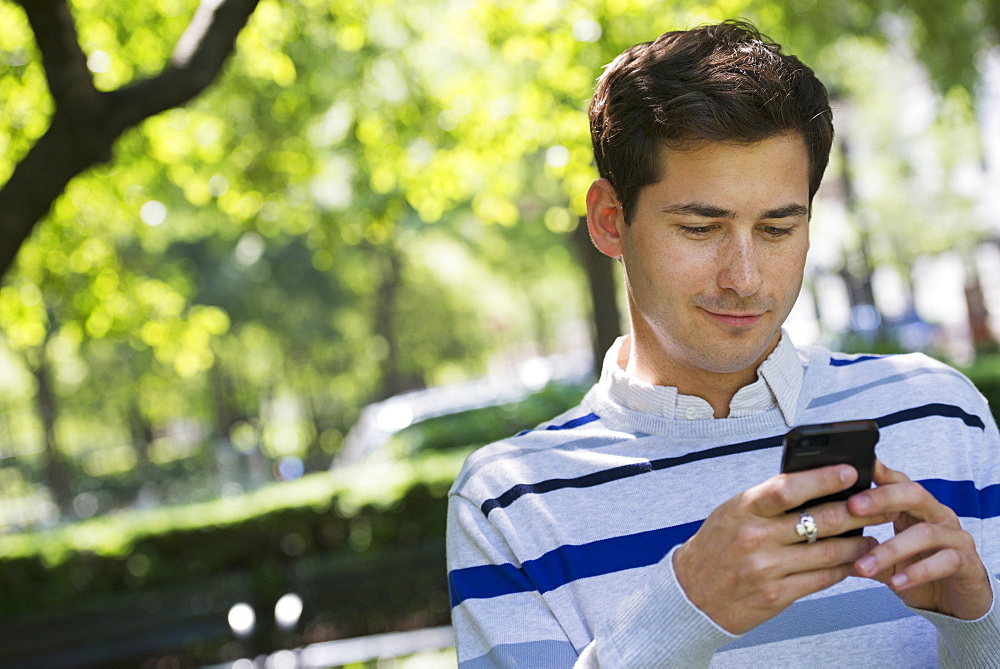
[696,344,774,375]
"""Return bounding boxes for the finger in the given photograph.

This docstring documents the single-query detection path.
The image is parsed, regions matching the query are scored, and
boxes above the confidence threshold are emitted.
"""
[872,458,911,486]
[863,544,993,620]
[849,479,956,524]
[784,535,876,575]
[886,548,963,592]
[760,562,855,610]
[749,465,858,517]
[789,502,895,545]
[854,522,973,579]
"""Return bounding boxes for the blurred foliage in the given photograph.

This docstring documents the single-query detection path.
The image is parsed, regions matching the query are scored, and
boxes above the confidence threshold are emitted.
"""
[0,451,458,566]
[0,0,998,660]
[0,378,586,662]
[0,452,462,663]
[962,352,1000,407]
[0,452,458,587]
[0,378,582,663]
[0,0,997,526]
[389,382,588,455]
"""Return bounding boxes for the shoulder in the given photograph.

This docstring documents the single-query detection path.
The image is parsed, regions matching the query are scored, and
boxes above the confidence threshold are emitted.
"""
[806,345,973,388]
[800,344,989,416]
[448,397,626,503]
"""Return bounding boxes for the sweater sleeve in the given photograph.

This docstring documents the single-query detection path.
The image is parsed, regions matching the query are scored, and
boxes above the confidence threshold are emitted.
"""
[448,491,736,667]
[587,545,738,667]
[448,492,580,667]
[916,397,1000,667]
[911,579,1000,668]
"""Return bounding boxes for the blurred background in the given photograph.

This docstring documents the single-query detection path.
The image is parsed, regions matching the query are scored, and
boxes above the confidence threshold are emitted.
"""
[0,0,998,666]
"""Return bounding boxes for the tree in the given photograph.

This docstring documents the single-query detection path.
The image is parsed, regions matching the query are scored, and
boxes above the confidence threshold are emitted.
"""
[0,0,261,278]
[1,0,997,529]
[0,0,257,511]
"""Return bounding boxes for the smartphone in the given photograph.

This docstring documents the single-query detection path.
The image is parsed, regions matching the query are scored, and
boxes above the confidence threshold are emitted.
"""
[781,420,879,536]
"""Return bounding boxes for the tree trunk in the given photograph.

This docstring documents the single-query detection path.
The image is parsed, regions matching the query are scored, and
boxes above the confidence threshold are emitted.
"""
[964,255,998,356]
[33,351,72,516]
[128,399,153,466]
[210,362,240,443]
[572,216,621,377]
[373,245,414,400]
[124,353,153,465]
[838,135,888,341]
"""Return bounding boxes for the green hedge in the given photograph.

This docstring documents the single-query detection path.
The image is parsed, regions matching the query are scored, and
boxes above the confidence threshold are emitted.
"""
[0,451,462,610]
[0,453,464,665]
[389,382,588,454]
[962,353,1000,418]
[0,381,589,664]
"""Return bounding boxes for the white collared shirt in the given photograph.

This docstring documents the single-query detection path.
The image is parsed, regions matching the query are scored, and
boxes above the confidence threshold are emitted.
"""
[600,330,803,425]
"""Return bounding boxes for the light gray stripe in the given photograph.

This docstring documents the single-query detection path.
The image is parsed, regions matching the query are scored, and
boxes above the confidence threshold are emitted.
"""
[726,572,1000,651]
[722,584,914,650]
[807,368,969,410]
[451,433,634,492]
[461,639,578,668]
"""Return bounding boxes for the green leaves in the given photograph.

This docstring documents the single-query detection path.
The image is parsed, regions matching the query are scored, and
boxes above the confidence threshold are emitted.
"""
[0,0,996,529]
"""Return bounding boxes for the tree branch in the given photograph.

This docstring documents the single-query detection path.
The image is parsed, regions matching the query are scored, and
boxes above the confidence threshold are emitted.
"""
[0,0,262,279]
[15,0,97,109]
[110,0,261,131]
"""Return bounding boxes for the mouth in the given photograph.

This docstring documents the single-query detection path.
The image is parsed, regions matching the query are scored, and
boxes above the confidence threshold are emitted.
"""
[703,310,766,328]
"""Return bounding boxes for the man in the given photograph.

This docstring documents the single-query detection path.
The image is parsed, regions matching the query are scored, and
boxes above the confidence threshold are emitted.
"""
[447,20,1000,666]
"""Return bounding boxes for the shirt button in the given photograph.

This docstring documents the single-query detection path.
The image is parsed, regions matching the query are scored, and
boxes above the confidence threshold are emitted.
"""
[684,407,698,420]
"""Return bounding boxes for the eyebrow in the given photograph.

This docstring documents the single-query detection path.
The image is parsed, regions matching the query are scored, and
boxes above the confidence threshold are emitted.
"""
[662,202,808,219]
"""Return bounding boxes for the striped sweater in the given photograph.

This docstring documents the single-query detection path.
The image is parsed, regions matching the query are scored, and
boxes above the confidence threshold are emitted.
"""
[447,339,1000,667]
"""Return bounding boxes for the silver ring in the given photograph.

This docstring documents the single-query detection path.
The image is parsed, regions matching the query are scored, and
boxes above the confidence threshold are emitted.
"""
[796,512,818,544]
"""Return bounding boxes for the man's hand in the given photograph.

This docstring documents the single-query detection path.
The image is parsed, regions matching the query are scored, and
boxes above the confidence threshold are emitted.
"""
[673,465,894,634]
[849,459,991,620]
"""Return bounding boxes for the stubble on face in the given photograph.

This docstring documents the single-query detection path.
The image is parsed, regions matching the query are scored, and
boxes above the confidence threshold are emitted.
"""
[685,301,783,374]
[642,302,778,382]
[621,134,810,399]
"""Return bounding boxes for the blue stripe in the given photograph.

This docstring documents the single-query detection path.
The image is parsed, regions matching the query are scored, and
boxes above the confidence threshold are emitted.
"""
[449,562,534,608]
[453,478,998,607]
[481,460,654,515]
[830,354,887,366]
[917,479,1000,519]
[481,433,783,516]
[516,412,599,437]
[876,403,985,430]
[450,520,701,607]
[523,520,702,595]
[482,403,982,517]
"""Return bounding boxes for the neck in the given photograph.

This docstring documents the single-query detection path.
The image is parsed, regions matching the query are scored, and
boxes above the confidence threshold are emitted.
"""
[621,332,779,419]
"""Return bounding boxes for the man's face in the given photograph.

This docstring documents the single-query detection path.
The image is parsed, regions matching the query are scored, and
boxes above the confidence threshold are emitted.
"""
[617,133,811,387]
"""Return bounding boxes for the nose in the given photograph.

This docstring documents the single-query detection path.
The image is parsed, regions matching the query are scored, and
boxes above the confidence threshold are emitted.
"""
[717,234,762,298]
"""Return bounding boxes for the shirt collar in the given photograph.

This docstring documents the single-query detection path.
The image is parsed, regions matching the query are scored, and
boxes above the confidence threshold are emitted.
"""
[599,330,802,425]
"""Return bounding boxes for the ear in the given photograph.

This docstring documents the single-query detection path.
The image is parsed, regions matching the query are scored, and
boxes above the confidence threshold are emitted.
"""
[586,178,626,259]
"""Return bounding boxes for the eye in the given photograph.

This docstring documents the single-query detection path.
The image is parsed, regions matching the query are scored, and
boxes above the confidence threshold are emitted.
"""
[680,225,717,237]
[759,225,793,238]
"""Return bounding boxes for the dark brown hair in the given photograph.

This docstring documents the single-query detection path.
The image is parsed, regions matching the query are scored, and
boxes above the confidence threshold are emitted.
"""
[589,20,834,223]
